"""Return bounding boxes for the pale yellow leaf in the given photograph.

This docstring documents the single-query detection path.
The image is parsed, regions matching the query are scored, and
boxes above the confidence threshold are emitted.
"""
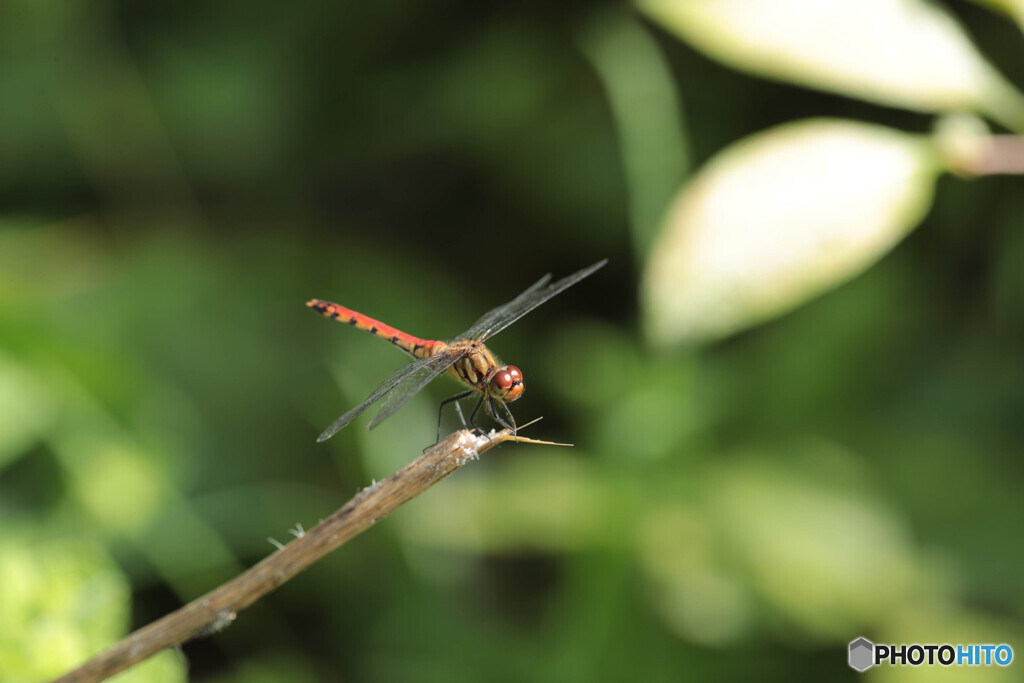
[643,119,939,346]
[638,0,1024,128]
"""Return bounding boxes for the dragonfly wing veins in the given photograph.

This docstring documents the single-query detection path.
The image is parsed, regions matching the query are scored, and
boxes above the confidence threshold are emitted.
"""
[368,351,467,429]
[317,353,459,442]
[458,259,607,342]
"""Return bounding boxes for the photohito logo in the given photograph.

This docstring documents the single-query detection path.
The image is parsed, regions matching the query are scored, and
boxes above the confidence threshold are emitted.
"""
[848,637,1013,672]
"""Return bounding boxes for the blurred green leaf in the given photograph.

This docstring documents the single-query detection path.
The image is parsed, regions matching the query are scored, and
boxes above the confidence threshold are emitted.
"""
[0,533,185,682]
[544,320,643,412]
[0,352,54,471]
[204,653,321,683]
[965,0,1024,29]
[876,603,1022,682]
[708,449,918,639]
[638,0,1024,130]
[637,502,754,645]
[395,451,617,553]
[643,119,939,346]
[59,436,167,535]
[579,9,690,262]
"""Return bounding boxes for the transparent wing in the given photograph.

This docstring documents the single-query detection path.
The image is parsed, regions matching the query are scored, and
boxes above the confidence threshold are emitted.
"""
[457,274,552,341]
[317,352,460,442]
[456,259,608,342]
[368,350,467,429]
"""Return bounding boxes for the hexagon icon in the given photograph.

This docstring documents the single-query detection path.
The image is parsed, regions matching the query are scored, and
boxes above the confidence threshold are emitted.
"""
[849,637,874,672]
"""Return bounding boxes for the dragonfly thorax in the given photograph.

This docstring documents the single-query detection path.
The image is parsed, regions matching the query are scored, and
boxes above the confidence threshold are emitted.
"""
[445,342,523,402]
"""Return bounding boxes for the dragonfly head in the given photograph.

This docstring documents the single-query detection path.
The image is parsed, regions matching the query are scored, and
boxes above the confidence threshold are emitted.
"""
[489,365,524,403]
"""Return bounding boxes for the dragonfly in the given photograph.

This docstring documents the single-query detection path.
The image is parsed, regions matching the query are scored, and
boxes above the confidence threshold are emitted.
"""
[308,260,606,443]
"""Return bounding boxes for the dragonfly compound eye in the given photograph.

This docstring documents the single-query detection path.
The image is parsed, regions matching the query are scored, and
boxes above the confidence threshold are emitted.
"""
[491,366,524,402]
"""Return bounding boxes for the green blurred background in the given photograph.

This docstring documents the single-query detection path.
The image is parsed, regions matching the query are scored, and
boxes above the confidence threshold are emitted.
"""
[2,1,1023,681]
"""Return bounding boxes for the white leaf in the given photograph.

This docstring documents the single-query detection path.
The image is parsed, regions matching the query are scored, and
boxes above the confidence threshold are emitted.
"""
[638,0,1024,127]
[643,119,939,346]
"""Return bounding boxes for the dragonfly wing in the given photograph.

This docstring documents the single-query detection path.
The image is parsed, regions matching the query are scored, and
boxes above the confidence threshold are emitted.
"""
[456,260,607,341]
[369,350,468,429]
[456,273,552,341]
[317,353,457,442]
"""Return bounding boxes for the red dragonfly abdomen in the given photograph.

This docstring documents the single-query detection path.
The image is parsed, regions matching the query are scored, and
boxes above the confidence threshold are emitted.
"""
[306,299,446,360]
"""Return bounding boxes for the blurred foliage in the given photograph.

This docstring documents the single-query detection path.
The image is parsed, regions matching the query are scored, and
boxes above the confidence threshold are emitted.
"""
[0,534,184,682]
[1,0,1023,682]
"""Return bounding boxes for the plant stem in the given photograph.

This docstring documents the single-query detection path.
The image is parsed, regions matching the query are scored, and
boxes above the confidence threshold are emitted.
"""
[53,428,514,683]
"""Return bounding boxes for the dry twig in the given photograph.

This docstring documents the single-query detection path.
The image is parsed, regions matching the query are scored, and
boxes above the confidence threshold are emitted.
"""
[54,425,563,683]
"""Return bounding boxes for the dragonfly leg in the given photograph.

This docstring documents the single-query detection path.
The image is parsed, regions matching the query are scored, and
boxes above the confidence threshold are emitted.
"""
[468,394,485,429]
[488,397,518,442]
[460,394,500,447]
[497,399,518,441]
[434,390,474,445]
[452,396,468,426]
